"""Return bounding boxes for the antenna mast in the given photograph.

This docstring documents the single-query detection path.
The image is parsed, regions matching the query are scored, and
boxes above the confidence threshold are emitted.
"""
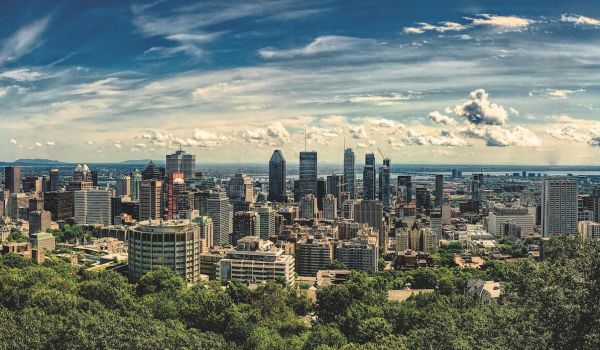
[304,128,307,152]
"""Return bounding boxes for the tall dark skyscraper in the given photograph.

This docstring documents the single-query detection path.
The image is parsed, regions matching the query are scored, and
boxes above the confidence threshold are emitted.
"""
[362,153,376,200]
[268,149,286,202]
[326,174,344,210]
[299,151,317,197]
[49,168,60,192]
[4,166,21,193]
[344,148,356,199]
[166,149,196,178]
[471,173,484,203]
[435,174,444,207]
[142,160,164,180]
[378,158,390,211]
[397,175,412,204]
[316,178,326,211]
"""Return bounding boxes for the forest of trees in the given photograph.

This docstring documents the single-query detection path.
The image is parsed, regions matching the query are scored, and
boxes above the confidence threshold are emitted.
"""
[0,236,599,349]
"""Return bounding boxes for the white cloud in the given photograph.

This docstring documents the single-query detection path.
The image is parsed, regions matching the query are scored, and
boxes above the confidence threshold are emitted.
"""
[46,141,55,146]
[404,21,468,34]
[462,125,541,147]
[86,141,95,145]
[259,35,377,59]
[356,142,368,148]
[546,124,591,143]
[349,93,410,106]
[471,14,532,29]
[561,14,600,26]
[34,142,42,147]
[0,68,43,81]
[428,111,456,125]
[529,88,585,99]
[0,16,51,64]
[114,142,122,149]
[242,122,291,146]
[455,89,508,125]
[306,126,341,145]
[348,124,367,139]
[9,139,17,145]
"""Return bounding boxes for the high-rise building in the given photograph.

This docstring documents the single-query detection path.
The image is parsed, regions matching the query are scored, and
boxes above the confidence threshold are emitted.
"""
[397,175,412,204]
[194,216,214,252]
[344,148,356,199]
[353,200,385,248]
[207,190,232,246]
[300,193,318,219]
[130,170,142,201]
[217,236,295,287]
[29,210,52,234]
[295,236,334,277]
[362,153,376,200]
[49,169,60,192]
[115,175,131,197]
[378,159,391,211]
[415,187,431,209]
[44,191,74,221]
[299,151,317,197]
[74,188,112,226]
[541,177,578,237]
[128,220,201,283]
[166,149,196,178]
[316,178,326,211]
[322,194,337,220]
[326,174,344,210]
[166,172,185,220]
[229,173,254,204]
[142,160,164,180]
[396,227,439,253]
[471,173,484,203]
[68,164,93,191]
[140,179,162,221]
[268,150,287,202]
[4,166,21,193]
[256,206,275,240]
[233,211,259,244]
[435,174,444,207]
[334,235,379,273]
[487,206,535,237]
[23,176,43,193]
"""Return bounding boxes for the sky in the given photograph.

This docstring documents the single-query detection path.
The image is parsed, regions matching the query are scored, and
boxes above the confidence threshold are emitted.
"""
[1,0,600,165]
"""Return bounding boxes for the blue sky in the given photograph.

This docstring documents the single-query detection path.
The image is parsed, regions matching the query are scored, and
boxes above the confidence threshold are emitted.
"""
[1,0,600,164]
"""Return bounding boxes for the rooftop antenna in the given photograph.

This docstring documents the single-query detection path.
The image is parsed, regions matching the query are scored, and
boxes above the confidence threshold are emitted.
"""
[343,133,346,151]
[304,128,307,152]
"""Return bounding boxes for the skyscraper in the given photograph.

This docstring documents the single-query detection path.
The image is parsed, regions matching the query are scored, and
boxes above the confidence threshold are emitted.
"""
[166,149,196,178]
[435,174,444,207]
[300,193,318,219]
[471,173,484,203]
[397,175,412,204]
[541,177,578,237]
[130,169,142,201]
[362,153,376,200]
[115,175,131,197]
[326,174,344,210]
[74,188,112,226]
[344,148,356,199]
[299,151,317,197]
[256,206,275,240]
[229,173,254,204]
[142,160,164,180]
[232,211,259,244]
[4,166,21,193]
[378,158,391,211]
[207,190,232,246]
[322,194,337,219]
[268,150,287,203]
[166,173,185,220]
[353,200,385,249]
[49,168,60,192]
[140,179,162,221]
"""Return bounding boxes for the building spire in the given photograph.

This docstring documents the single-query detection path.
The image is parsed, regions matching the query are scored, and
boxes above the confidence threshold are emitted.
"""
[304,127,307,152]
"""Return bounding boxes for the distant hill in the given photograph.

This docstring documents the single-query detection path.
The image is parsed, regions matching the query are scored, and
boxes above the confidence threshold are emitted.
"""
[118,159,155,165]
[12,158,67,165]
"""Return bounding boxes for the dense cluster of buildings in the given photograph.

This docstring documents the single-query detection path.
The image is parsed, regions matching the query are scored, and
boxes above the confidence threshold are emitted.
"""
[1,147,598,287]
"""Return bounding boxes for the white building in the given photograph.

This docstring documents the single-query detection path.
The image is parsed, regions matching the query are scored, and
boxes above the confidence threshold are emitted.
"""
[300,193,318,219]
[579,221,600,240]
[256,206,275,240]
[487,205,535,237]
[217,236,295,287]
[74,188,112,226]
[541,177,578,237]
[322,194,337,220]
[207,190,231,246]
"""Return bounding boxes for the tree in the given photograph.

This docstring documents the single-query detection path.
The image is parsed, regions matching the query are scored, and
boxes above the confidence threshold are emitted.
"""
[136,267,185,296]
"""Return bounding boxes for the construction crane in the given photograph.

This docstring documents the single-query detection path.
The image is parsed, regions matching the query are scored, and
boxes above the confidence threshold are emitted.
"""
[377,148,386,160]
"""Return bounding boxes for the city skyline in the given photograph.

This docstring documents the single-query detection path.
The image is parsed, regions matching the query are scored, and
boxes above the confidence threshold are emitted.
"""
[2,1,600,164]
